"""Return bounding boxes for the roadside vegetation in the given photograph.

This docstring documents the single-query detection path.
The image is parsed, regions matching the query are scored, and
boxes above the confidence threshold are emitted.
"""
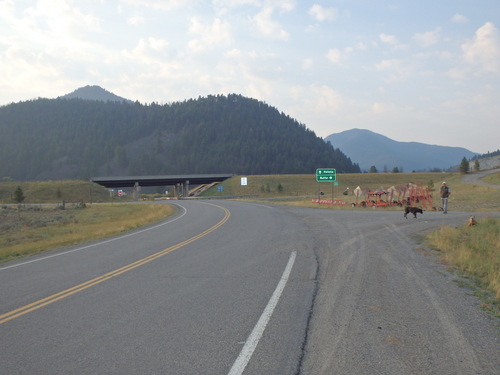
[482,171,500,185]
[201,172,500,212]
[0,204,175,263]
[0,180,118,204]
[426,217,500,314]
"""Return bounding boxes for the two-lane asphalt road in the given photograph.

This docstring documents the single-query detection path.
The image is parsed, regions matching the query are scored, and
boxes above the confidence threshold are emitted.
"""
[1,200,498,374]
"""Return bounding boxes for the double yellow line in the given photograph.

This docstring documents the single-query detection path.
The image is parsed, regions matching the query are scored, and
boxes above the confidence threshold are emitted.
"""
[0,204,230,325]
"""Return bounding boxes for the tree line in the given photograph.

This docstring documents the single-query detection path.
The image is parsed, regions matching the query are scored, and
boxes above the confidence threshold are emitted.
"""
[0,94,360,181]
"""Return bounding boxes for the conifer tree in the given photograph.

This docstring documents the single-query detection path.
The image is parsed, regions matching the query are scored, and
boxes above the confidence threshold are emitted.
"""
[14,186,25,204]
[459,157,470,174]
[474,159,480,171]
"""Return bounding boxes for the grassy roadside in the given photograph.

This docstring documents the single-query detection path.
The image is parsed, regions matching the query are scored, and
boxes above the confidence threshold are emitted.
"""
[0,203,175,263]
[426,217,500,314]
[0,180,118,204]
[482,172,500,185]
[203,172,500,212]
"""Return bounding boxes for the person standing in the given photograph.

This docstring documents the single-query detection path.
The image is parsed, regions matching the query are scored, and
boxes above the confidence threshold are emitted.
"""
[440,182,451,213]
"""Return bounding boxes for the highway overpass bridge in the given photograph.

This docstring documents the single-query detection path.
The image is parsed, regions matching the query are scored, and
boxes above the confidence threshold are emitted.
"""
[91,174,233,199]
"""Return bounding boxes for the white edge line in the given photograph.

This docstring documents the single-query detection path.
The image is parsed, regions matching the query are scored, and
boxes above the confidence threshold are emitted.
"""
[228,250,297,375]
[0,204,187,271]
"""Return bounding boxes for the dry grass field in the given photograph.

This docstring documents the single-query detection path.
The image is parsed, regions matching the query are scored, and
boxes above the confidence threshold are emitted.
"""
[0,204,175,263]
[0,180,118,204]
[201,172,500,212]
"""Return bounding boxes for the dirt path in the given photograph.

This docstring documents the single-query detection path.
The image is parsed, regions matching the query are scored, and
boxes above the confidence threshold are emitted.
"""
[461,168,500,189]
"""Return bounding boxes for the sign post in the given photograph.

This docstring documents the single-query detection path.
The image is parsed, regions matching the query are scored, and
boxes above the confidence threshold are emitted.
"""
[316,168,336,204]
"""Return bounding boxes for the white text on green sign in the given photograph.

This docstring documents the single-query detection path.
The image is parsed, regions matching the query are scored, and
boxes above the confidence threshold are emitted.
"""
[316,168,336,182]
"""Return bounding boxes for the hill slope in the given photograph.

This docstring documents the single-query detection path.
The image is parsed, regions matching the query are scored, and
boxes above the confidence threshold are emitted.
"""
[325,129,478,172]
[0,92,360,181]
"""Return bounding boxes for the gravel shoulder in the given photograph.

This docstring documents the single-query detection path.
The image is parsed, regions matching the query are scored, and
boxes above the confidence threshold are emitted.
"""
[293,207,499,375]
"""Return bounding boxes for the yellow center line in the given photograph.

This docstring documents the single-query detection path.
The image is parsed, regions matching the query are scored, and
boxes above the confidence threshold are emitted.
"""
[0,203,230,325]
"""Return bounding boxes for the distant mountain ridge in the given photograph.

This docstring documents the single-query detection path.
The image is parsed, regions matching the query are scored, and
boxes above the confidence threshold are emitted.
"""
[325,129,478,172]
[59,85,132,103]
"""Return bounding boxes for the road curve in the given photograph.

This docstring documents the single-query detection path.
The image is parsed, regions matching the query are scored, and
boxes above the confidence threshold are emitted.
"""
[0,200,498,374]
[461,167,500,189]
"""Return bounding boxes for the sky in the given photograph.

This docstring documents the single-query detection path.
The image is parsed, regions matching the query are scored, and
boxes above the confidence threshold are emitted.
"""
[1,0,499,154]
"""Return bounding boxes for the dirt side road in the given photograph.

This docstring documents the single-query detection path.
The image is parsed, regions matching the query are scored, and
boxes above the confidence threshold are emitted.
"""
[296,207,499,375]
[461,168,500,189]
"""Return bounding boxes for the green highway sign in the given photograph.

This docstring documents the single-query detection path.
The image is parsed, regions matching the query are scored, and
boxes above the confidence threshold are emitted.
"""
[316,168,336,182]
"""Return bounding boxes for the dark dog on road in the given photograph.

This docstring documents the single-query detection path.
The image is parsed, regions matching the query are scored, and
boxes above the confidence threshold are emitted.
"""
[404,206,423,219]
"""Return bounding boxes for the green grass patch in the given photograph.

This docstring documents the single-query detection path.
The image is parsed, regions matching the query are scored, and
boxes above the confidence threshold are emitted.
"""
[0,204,175,263]
[482,172,500,185]
[426,217,500,313]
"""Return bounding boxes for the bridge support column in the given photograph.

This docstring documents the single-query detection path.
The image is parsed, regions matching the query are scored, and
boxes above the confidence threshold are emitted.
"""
[133,182,141,201]
[175,183,181,199]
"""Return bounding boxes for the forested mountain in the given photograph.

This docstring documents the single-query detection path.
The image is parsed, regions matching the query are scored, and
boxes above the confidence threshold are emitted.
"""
[0,93,360,181]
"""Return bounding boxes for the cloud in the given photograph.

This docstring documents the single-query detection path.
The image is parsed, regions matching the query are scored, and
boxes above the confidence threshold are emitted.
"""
[294,85,342,117]
[274,0,295,13]
[378,32,407,50]
[379,33,399,45]
[213,0,260,15]
[372,102,396,114]
[188,17,232,52]
[216,47,288,99]
[308,4,338,22]
[24,0,102,36]
[120,37,175,72]
[326,48,342,64]
[139,37,170,52]
[311,85,343,114]
[446,67,468,80]
[325,43,366,65]
[251,3,293,40]
[127,15,145,25]
[451,14,468,23]
[1,0,102,57]
[213,0,260,8]
[461,22,500,74]
[413,27,441,47]
[302,58,313,69]
[375,59,400,70]
[0,0,108,79]
[0,0,15,20]
[355,42,368,51]
[123,0,186,11]
[375,59,413,82]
